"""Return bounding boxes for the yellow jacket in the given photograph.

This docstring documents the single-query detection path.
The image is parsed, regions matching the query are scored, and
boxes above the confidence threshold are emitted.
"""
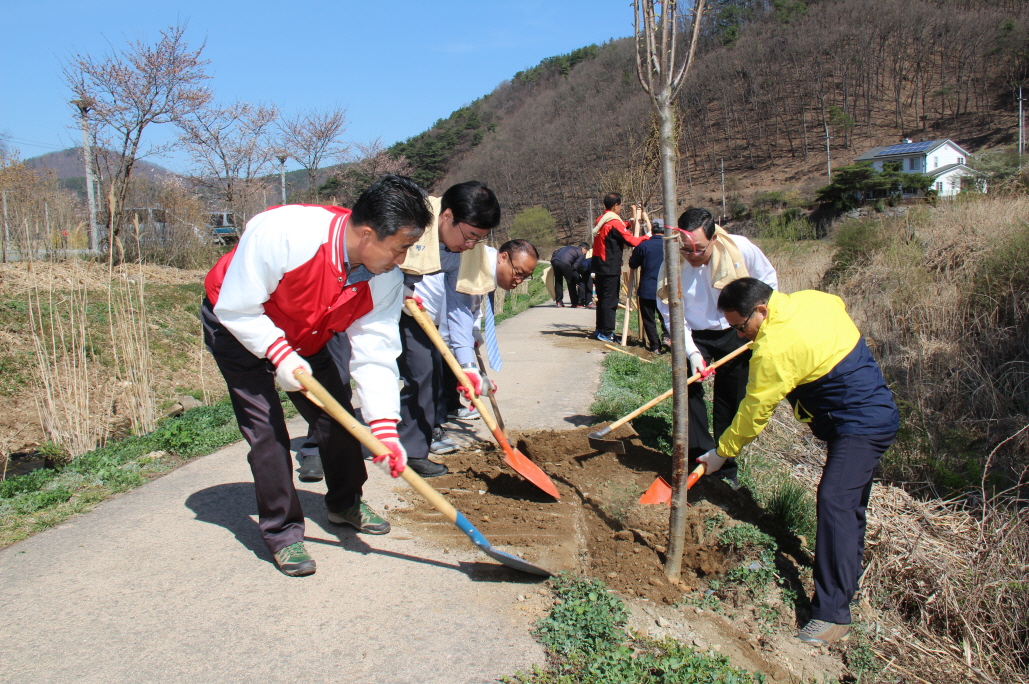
[718,290,898,459]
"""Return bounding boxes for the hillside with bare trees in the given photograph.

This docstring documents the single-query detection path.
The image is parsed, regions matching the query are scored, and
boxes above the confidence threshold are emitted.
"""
[387,0,1028,241]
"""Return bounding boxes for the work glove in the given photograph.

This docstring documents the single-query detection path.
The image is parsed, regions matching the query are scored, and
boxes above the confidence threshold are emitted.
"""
[369,419,407,477]
[472,327,484,349]
[275,351,312,393]
[401,290,424,315]
[688,352,715,380]
[457,364,497,400]
[697,448,729,474]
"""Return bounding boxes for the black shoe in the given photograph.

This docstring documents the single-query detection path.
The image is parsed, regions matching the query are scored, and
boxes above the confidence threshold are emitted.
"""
[556,301,565,307]
[406,458,449,477]
[648,347,663,355]
[298,454,324,482]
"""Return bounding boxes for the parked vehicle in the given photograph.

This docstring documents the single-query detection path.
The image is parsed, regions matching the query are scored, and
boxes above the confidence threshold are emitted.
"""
[209,211,240,245]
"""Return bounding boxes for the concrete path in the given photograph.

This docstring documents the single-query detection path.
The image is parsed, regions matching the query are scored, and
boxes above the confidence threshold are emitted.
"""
[0,302,605,683]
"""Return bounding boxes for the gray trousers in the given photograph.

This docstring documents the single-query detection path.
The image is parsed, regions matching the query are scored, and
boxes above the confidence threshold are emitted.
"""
[201,300,366,554]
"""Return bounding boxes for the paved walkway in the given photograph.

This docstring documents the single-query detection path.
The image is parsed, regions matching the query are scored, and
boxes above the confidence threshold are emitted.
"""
[0,302,603,683]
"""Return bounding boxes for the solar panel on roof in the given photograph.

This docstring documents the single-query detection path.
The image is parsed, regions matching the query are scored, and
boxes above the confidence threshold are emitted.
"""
[876,141,934,157]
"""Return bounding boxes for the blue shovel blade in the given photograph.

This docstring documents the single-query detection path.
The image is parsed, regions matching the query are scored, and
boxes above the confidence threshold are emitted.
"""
[453,511,552,577]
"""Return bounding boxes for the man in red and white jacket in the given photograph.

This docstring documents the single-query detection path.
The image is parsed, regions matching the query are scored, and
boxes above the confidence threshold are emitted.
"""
[201,175,433,577]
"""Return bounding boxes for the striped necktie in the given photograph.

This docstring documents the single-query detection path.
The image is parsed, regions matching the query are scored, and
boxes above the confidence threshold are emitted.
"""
[482,295,502,372]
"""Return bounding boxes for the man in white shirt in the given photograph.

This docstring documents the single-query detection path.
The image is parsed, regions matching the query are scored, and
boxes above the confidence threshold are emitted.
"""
[657,207,778,484]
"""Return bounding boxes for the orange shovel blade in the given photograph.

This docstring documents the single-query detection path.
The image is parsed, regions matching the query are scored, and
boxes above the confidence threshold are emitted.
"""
[639,476,672,505]
[494,428,561,499]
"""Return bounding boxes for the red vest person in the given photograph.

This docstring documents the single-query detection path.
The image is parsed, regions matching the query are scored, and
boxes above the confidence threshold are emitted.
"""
[201,175,433,576]
[590,192,644,342]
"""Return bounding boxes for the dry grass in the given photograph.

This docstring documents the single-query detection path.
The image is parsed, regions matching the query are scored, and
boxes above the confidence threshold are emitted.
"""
[751,409,1027,683]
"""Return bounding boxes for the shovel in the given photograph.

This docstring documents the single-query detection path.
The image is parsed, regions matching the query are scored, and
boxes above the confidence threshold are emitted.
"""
[475,346,506,437]
[294,369,552,577]
[587,341,753,453]
[638,464,705,505]
[405,299,561,499]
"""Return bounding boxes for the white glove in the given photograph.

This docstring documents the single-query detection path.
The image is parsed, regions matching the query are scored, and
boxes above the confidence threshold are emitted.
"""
[688,352,706,376]
[457,364,496,399]
[369,419,407,477]
[274,351,312,393]
[472,327,484,349]
[697,448,728,474]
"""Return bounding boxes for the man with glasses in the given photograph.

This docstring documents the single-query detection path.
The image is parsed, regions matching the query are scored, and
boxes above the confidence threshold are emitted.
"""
[657,207,776,486]
[700,277,898,646]
[398,181,502,476]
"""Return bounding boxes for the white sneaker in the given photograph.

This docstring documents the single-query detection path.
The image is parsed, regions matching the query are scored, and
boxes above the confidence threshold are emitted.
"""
[430,427,459,455]
[447,406,480,421]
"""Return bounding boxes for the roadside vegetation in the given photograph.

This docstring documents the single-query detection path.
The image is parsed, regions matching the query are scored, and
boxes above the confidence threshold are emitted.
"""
[506,574,765,684]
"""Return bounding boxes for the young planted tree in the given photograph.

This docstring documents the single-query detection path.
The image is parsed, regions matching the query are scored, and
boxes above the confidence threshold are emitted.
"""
[278,107,349,199]
[63,23,211,263]
[634,0,706,580]
[178,101,279,229]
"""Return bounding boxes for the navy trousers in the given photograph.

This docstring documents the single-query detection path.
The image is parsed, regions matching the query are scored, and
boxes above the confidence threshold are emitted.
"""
[398,312,443,461]
[811,432,895,624]
[202,301,367,554]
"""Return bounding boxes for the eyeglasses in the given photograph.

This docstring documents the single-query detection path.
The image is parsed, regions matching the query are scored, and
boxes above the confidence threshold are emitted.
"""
[676,229,711,256]
[729,309,755,333]
[458,223,490,245]
[512,268,535,282]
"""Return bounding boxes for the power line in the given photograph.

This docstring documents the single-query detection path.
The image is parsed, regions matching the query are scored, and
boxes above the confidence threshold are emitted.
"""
[4,136,68,151]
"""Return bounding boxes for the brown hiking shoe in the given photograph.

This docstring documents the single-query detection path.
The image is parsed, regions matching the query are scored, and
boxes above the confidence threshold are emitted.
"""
[796,619,850,645]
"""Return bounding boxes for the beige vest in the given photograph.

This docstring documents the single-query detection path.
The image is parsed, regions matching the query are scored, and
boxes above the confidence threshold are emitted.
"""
[400,196,495,296]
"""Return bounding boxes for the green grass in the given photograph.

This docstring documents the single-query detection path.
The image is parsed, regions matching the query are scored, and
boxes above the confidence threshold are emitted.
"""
[590,352,674,452]
[0,391,295,548]
[506,574,766,684]
[495,262,551,325]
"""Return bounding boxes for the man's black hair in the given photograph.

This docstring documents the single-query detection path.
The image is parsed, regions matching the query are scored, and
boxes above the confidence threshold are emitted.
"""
[351,174,433,240]
[440,180,501,230]
[603,192,622,211]
[717,277,773,315]
[499,239,539,261]
[578,242,590,251]
[677,207,716,239]
[650,218,665,234]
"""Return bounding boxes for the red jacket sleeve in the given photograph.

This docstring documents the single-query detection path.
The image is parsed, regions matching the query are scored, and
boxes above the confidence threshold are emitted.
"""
[613,221,645,247]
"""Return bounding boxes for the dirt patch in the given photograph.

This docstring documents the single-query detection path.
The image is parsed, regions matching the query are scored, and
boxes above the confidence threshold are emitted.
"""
[393,425,841,681]
[395,425,773,604]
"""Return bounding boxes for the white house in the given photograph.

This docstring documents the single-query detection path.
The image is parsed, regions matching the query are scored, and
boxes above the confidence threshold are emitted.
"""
[853,138,975,197]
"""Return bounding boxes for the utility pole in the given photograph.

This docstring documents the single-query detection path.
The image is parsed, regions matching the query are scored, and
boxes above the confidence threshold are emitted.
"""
[1018,86,1025,174]
[72,99,100,253]
[720,159,726,222]
[2,190,8,264]
[276,153,289,204]
[587,198,595,243]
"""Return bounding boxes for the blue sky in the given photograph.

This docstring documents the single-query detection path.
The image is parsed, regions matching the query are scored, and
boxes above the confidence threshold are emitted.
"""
[1,0,633,174]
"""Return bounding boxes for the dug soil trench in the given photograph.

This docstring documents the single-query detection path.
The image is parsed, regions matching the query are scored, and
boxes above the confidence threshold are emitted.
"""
[395,425,843,681]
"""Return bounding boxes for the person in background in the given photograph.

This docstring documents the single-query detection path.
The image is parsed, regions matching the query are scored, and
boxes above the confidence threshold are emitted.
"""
[701,277,898,646]
[550,242,587,308]
[657,207,777,486]
[591,192,645,342]
[628,219,668,354]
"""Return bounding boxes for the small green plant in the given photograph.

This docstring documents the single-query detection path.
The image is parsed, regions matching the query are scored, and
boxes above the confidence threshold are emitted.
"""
[717,523,776,552]
[704,511,727,535]
[533,573,628,656]
[513,574,766,683]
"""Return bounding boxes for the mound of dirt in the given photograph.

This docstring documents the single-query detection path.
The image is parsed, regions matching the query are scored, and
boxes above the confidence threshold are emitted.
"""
[395,425,783,604]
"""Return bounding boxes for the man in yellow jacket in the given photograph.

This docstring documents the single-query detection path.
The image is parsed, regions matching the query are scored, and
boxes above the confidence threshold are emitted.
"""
[699,277,899,646]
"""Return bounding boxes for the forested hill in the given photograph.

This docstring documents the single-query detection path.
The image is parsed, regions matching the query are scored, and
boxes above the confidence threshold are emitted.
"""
[387,0,1028,242]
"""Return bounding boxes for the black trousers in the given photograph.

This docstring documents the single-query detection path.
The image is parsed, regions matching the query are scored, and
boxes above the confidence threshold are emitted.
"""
[638,297,666,351]
[299,333,352,459]
[689,328,752,479]
[594,273,621,336]
[552,260,581,307]
[398,312,443,460]
[578,269,594,305]
[811,432,895,624]
[201,301,367,554]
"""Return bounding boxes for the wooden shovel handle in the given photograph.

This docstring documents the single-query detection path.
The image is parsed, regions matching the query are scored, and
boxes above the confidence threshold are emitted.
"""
[404,299,497,433]
[294,369,459,524]
[607,341,753,432]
